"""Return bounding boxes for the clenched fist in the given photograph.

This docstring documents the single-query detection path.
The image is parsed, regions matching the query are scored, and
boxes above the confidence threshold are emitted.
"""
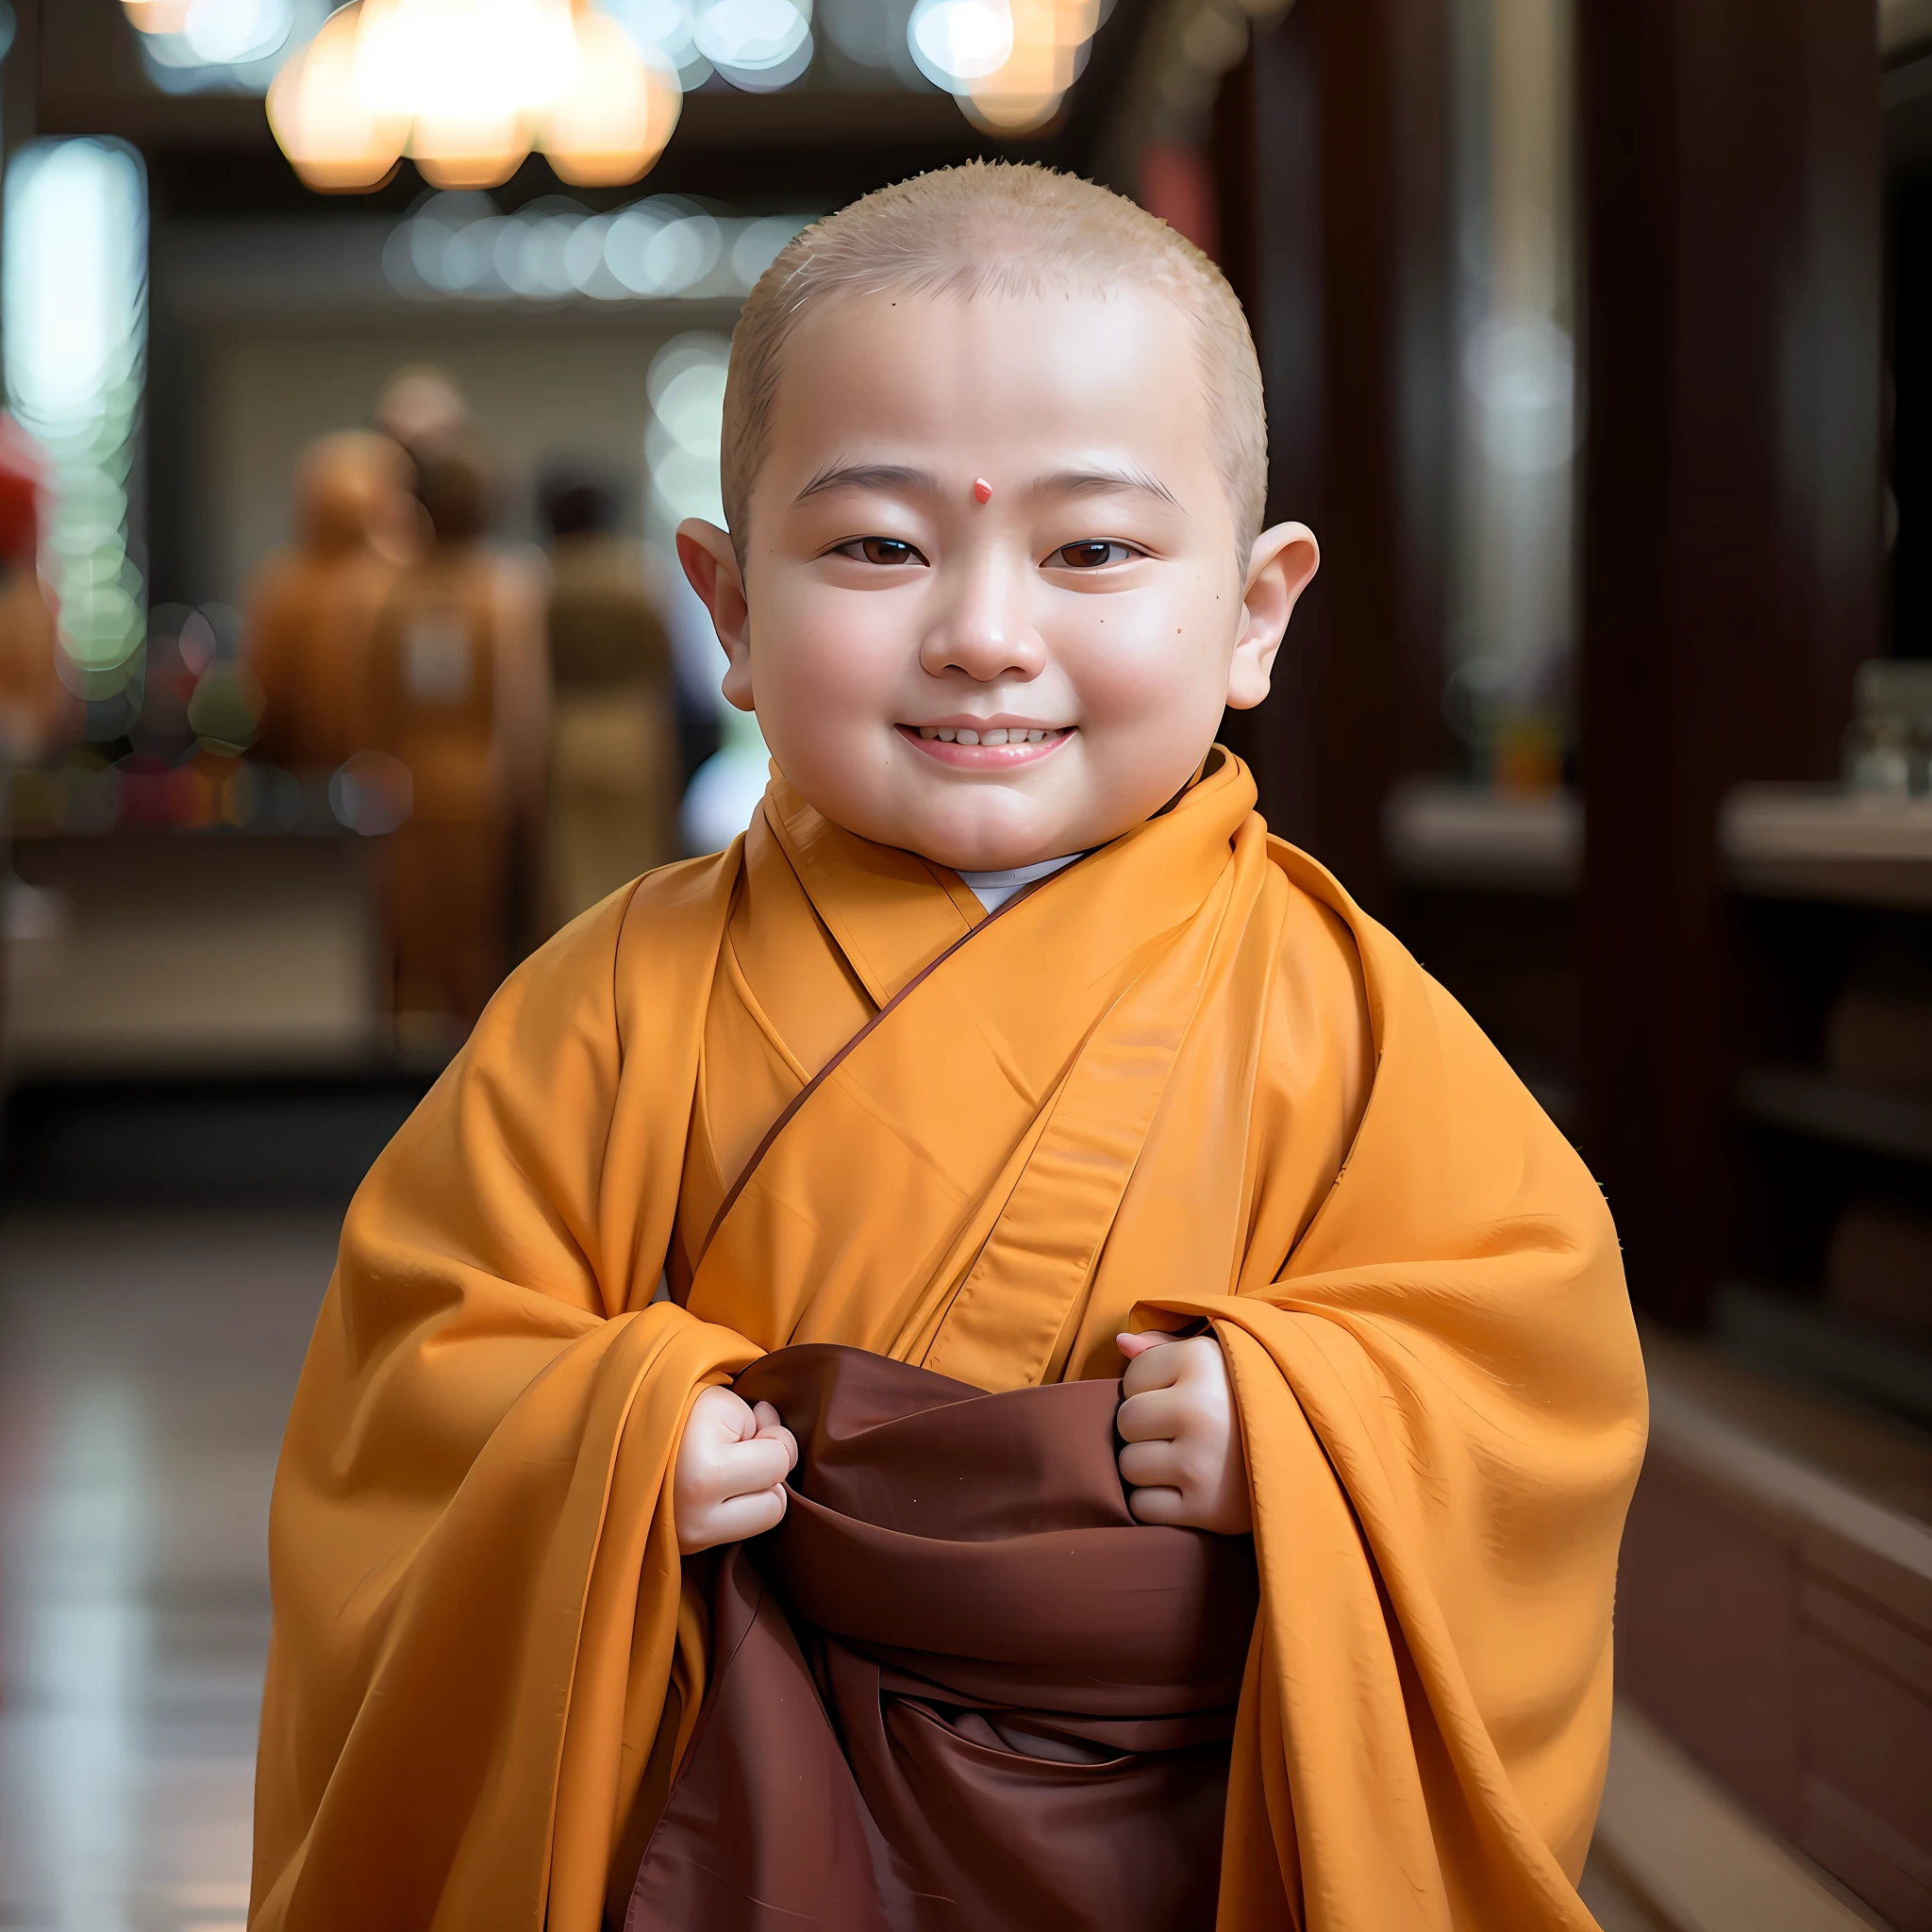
[673,1384,800,1555]
[1115,1331,1252,1535]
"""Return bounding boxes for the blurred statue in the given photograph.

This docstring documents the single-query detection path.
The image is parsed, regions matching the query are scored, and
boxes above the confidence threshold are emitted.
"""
[244,430,415,772]
[365,442,549,1040]
[375,364,471,470]
[0,415,75,762]
[537,463,679,928]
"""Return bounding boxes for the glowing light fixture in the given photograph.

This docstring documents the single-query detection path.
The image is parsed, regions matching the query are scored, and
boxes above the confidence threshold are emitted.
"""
[267,5,408,191]
[693,0,812,89]
[908,0,1011,85]
[122,0,194,30]
[3,140,150,704]
[908,0,1096,132]
[542,9,683,184]
[266,0,679,193]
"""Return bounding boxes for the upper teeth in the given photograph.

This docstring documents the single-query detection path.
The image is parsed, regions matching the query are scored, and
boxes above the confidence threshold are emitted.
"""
[917,726,1055,745]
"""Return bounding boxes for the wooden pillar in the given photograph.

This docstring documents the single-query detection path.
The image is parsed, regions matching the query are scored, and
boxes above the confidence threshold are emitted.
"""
[1215,0,1452,915]
[1577,0,1882,1324]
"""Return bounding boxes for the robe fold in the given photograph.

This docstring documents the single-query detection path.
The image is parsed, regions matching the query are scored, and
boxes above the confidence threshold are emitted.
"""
[250,749,1646,1932]
[625,1343,1259,1932]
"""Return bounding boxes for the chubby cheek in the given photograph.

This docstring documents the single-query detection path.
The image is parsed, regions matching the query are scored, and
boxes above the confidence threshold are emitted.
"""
[1055,594,1229,748]
[754,594,906,749]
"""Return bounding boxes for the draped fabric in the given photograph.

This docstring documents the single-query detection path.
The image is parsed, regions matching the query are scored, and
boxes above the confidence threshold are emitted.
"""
[624,1343,1257,1932]
[250,749,1646,1932]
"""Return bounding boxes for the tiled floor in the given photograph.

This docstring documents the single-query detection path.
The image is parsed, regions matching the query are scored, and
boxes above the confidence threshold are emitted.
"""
[0,1211,338,1932]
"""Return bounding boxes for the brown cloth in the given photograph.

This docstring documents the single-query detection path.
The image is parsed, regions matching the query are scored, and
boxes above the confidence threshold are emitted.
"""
[622,1344,1259,1932]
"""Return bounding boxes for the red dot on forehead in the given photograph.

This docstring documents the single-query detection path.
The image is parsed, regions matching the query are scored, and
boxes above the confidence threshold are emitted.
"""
[972,477,992,504]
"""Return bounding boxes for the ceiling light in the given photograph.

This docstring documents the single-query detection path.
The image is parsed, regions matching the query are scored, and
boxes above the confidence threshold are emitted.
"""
[267,4,408,191]
[541,9,680,185]
[908,0,1011,87]
[266,0,685,192]
[911,0,1094,133]
[122,0,193,30]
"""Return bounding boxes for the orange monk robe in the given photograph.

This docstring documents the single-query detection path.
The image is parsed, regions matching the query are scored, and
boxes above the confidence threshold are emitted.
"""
[250,750,1646,1932]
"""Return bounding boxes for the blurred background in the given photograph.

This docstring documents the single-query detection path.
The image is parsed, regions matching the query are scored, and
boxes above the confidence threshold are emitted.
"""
[0,0,1926,1927]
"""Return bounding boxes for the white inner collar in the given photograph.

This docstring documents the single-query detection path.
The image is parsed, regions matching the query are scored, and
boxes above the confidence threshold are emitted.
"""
[956,852,1082,913]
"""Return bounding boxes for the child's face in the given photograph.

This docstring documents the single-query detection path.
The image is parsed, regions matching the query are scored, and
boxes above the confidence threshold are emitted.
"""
[680,285,1317,871]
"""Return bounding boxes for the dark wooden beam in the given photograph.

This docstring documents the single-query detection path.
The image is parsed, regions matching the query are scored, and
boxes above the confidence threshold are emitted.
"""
[1215,0,1452,915]
[1576,0,1883,1324]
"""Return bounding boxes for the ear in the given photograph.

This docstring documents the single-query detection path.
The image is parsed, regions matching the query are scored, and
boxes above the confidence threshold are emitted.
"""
[675,518,756,712]
[1224,522,1319,711]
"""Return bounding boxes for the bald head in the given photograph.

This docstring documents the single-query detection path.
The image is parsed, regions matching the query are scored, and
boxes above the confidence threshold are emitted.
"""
[720,161,1267,565]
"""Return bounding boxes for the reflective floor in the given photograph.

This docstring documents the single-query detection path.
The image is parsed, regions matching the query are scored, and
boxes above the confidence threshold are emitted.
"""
[0,1211,337,1932]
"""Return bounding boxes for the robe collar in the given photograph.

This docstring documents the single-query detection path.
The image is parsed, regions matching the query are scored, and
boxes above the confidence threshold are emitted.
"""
[758,747,1251,1010]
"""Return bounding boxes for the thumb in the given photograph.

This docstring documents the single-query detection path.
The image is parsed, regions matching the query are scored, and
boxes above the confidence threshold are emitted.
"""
[1117,1330,1179,1360]
[749,1402,797,1465]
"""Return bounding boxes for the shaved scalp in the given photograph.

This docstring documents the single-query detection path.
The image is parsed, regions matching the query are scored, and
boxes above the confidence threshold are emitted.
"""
[720,160,1267,564]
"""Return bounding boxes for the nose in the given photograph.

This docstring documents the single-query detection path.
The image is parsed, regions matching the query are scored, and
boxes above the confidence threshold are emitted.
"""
[917,547,1046,684]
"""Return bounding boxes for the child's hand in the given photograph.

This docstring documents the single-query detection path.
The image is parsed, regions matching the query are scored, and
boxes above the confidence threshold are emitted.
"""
[1115,1332,1252,1535]
[673,1385,799,1555]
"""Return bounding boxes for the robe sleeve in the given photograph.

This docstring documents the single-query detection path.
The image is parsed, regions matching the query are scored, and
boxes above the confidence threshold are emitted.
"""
[1143,920,1646,1932]
[250,858,758,1932]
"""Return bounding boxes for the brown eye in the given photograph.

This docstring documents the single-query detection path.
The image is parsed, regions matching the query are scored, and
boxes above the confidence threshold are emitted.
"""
[1051,541,1138,569]
[836,537,926,566]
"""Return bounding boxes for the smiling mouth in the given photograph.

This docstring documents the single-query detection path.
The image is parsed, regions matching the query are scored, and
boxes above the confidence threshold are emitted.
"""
[912,724,1066,746]
[897,724,1073,766]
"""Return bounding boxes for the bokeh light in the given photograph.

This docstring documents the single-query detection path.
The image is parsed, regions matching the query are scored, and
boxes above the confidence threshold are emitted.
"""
[908,0,1013,87]
[908,0,1099,131]
[122,0,194,28]
[128,0,330,96]
[136,0,1094,146]
[3,140,150,705]
[266,0,683,192]
[381,190,808,303]
[646,331,731,532]
[266,3,408,192]
[541,9,681,185]
[694,0,813,90]
[639,332,773,853]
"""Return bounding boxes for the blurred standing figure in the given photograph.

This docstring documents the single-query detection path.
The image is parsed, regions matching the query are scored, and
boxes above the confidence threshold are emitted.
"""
[375,363,470,473]
[244,431,414,771]
[538,465,678,928]
[365,445,548,1041]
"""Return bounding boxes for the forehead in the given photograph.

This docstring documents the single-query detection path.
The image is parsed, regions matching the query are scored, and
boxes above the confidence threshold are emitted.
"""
[761,283,1219,487]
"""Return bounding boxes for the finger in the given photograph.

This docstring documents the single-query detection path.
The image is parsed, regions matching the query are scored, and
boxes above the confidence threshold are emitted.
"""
[692,1384,757,1441]
[1125,1484,1189,1526]
[704,1481,790,1545]
[1121,1342,1189,1398]
[719,1435,797,1494]
[748,1400,782,1433]
[1116,1385,1191,1441]
[1118,1439,1187,1491]
[1117,1330,1179,1360]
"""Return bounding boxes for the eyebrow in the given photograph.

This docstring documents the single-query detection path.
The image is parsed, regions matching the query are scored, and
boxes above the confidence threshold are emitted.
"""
[793,460,939,504]
[1027,464,1180,508]
[790,458,1183,510]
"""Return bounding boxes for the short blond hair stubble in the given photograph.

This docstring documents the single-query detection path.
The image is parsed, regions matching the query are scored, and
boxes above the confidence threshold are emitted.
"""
[719,160,1268,570]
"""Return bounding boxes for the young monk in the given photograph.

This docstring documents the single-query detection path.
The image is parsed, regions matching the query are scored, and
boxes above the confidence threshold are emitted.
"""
[249,162,1647,1932]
